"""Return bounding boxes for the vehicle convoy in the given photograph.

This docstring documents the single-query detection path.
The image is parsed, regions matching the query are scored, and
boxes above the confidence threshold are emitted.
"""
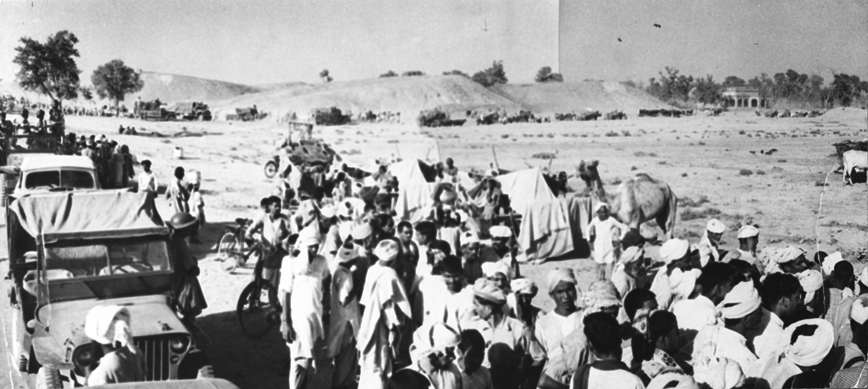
[5,190,212,387]
[171,102,212,121]
[0,124,67,208]
[134,99,176,121]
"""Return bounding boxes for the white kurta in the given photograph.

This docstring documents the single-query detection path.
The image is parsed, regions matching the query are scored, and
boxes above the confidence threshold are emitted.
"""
[280,252,330,360]
[326,265,359,358]
[358,263,412,389]
[588,217,627,264]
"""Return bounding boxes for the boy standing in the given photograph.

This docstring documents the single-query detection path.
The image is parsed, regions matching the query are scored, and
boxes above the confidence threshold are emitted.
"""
[587,203,626,281]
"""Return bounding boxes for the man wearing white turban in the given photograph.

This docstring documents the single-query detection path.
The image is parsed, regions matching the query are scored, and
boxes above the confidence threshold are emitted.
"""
[587,202,627,280]
[326,240,361,389]
[780,319,836,388]
[765,246,811,276]
[671,263,740,350]
[84,306,146,386]
[698,219,725,267]
[692,281,762,378]
[535,268,591,388]
[358,238,412,389]
[692,356,745,389]
[280,225,330,389]
[650,239,697,311]
[798,269,824,315]
[408,322,463,389]
[610,246,644,300]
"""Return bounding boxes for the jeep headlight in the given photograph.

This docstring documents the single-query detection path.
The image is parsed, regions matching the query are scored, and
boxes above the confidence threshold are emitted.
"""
[170,336,190,353]
[73,344,99,368]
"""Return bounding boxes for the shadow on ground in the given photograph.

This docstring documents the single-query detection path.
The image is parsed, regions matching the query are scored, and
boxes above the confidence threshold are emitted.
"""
[196,310,338,389]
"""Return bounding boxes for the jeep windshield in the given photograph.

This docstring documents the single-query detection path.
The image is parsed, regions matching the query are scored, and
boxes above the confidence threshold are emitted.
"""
[41,238,174,302]
[25,170,95,190]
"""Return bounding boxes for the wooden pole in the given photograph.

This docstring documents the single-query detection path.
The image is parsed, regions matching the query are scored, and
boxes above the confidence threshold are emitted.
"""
[491,145,500,170]
[436,139,442,162]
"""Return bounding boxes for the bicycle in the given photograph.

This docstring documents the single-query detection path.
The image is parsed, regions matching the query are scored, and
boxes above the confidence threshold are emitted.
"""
[235,240,282,339]
[217,218,257,273]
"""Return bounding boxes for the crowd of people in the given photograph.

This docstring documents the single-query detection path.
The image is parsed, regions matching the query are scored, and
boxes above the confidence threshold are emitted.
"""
[216,150,867,389]
[9,103,864,388]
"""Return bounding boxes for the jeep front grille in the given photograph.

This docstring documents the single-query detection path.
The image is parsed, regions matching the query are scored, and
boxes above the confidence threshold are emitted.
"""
[135,337,171,381]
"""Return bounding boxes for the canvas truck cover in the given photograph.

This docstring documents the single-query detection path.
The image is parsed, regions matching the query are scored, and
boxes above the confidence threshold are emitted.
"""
[10,190,167,242]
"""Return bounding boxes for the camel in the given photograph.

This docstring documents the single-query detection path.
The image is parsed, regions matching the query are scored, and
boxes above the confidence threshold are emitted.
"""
[577,160,678,240]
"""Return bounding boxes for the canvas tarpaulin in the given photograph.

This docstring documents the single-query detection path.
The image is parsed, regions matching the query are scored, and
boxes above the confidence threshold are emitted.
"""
[482,169,573,260]
[11,190,167,242]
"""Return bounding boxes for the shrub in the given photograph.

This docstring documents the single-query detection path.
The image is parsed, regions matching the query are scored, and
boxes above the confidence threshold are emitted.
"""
[605,131,619,137]
[777,159,787,163]
[756,170,765,175]
[532,152,557,160]
[648,152,658,157]
[738,130,746,135]
[698,141,706,146]
[387,139,399,144]
[739,169,753,176]
[621,130,631,137]
[634,151,647,157]
[680,195,710,208]
[501,134,509,139]
[680,207,722,221]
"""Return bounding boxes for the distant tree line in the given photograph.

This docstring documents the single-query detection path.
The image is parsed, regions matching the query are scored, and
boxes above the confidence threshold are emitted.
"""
[642,66,868,108]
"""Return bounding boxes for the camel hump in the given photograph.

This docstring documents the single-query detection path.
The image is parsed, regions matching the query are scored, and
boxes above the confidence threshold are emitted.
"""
[633,173,655,181]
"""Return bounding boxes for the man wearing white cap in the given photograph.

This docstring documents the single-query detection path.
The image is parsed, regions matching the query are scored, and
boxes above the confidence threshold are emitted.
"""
[83,305,146,386]
[764,246,811,276]
[358,239,412,389]
[327,240,361,389]
[698,219,725,266]
[587,202,627,281]
[650,238,696,311]
[459,230,484,284]
[280,225,330,389]
[797,269,824,316]
[488,225,517,279]
[722,225,759,265]
[692,281,762,377]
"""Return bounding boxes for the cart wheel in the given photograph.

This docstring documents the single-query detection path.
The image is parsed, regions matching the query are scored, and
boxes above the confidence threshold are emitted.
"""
[237,281,279,339]
[217,233,241,273]
[264,161,278,179]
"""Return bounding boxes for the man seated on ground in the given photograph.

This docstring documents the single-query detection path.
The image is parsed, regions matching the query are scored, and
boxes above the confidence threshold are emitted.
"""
[691,281,762,378]
[671,262,740,349]
[697,219,725,266]
[753,273,804,359]
[722,225,760,266]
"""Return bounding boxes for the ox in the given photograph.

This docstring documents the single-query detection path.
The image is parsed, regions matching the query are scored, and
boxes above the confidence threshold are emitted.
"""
[843,150,868,185]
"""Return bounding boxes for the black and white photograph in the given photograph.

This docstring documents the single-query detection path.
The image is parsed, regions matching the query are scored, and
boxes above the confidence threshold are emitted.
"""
[0,1,866,388]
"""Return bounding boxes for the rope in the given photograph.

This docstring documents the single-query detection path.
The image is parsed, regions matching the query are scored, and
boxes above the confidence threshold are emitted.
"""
[814,165,836,316]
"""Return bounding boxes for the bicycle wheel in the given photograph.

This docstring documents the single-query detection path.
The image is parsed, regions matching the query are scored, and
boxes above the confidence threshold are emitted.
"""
[236,280,280,339]
[217,232,241,273]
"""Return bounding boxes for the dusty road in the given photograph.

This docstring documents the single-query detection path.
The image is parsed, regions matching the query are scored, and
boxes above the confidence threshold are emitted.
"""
[0,108,866,388]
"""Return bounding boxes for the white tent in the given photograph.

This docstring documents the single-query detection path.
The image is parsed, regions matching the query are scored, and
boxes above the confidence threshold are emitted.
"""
[395,165,581,260]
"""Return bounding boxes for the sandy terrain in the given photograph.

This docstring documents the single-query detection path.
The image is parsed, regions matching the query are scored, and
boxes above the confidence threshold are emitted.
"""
[1,109,866,388]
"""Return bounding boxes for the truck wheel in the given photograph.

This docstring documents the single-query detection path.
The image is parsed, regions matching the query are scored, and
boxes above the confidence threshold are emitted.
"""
[18,355,27,372]
[35,367,62,389]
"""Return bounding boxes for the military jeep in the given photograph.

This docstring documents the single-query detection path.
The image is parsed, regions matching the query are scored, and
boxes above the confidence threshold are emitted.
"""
[5,190,212,388]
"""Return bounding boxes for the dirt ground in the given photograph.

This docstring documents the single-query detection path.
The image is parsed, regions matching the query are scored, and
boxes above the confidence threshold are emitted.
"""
[2,110,867,388]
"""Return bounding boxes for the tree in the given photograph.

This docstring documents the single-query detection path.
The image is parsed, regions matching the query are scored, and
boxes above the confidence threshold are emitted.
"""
[379,70,398,78]
[319,69,333,83]
[535,66,564,83]
[401,70,425,77]
[79,86,93,100]
[831,73,868,107]
[722,76,746,87]
[13,30,82,103]
[442,70,469,78]
[91,59,144,117]
[692,75,722,105]
[471,60,508,87]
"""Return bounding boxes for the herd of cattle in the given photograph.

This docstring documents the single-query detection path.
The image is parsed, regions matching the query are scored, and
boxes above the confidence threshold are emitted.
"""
[756,109,825,118]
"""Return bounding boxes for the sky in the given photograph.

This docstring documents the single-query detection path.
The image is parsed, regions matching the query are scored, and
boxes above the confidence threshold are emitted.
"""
[560,0,868,84]
[0,0,865,87]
